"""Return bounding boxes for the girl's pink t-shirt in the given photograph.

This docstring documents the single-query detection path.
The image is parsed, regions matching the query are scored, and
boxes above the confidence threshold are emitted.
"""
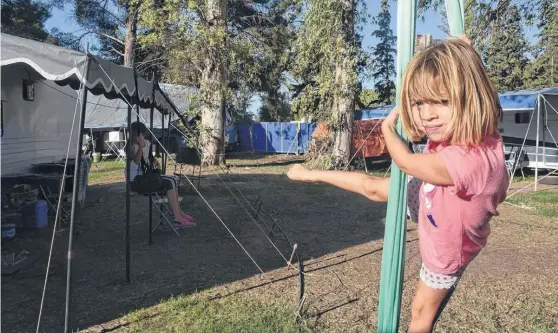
[418,132,508,275]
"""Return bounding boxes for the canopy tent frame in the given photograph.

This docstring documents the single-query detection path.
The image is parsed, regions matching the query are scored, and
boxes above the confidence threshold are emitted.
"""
[0,33,187,333]
[499,87,558,191]
[73,57,174,333]
[532,93,558,190]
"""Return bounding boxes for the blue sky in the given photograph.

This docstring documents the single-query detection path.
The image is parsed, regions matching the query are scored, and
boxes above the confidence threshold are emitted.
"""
[44,1,539,114]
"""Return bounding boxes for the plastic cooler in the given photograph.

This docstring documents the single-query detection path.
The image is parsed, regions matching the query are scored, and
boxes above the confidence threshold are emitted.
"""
[22,200,48,229]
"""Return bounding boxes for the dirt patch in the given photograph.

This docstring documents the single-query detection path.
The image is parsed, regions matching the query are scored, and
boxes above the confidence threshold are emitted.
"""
[2,155,557,333]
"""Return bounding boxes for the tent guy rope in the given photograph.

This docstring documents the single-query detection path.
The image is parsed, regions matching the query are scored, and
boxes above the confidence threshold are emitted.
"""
[35,59,87,333]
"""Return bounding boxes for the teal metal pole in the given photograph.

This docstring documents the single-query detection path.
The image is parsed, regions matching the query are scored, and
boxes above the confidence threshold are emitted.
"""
[377,0,417,331]
[376,1,464,331]
[445,0,465,36]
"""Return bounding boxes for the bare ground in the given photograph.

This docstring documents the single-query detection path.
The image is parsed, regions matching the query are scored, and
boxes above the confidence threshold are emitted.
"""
[2,153,557,333]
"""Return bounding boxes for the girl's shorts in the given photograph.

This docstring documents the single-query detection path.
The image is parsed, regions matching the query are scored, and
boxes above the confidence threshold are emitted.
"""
[160,175,178,191]
[420,263,467,289]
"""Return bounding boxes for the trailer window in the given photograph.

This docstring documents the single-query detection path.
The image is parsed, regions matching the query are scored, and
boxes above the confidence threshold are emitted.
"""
[22,80,35,101]
[514,112,530,124]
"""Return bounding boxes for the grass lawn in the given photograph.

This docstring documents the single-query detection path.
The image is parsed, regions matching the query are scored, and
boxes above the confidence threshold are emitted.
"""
[88,160,126,184]
[101,294,311,333]
[76,155,557,333]
[506,190,558,217]
[4,153,554,333]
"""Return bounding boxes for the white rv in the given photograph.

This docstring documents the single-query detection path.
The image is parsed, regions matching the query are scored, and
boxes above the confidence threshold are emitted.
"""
[1,34,180,176]
[498,87,558,170]
[1,65,82,175]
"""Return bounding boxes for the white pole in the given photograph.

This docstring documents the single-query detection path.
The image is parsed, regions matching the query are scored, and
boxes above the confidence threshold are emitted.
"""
[535,94,541,191]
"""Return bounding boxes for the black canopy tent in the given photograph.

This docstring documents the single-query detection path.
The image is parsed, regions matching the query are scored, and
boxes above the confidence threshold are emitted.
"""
[1,33,185,332]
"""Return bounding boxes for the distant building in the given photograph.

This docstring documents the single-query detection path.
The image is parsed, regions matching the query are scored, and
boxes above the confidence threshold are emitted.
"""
[415,34,442,54]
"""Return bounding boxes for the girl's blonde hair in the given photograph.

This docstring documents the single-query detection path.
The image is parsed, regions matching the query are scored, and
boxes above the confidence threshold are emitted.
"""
[400,39,502,146]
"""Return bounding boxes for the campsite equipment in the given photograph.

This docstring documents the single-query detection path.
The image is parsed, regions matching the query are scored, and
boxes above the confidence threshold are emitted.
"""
[22,200,48,229]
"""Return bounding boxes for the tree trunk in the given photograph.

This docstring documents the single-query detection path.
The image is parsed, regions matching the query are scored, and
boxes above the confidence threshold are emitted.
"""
[200,0,228,165]
[123,2,140,67]
[332,0,356,168]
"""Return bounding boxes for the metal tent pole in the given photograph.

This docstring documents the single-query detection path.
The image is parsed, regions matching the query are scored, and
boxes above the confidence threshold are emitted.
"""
[165,112,171,173]
[64,54,91,333]
[535,95,541,192]
[126,101,132,282]
[149,74,156,245]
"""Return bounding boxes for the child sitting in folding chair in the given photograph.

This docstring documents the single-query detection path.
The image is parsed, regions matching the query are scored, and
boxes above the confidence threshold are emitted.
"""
[126,121,195,227]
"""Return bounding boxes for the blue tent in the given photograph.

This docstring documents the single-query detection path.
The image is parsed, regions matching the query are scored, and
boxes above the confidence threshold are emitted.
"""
[355,104,394,120]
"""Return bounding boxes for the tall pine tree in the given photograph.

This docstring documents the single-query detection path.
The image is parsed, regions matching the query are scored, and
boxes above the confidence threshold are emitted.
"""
[484,3,528,92]
[371,0,396,105]
[524,0,558,88]
[1,0,51,41]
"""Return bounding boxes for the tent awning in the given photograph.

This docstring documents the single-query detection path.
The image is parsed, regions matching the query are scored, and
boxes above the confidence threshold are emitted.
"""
[499,87,558,111]
[0,34,177,115]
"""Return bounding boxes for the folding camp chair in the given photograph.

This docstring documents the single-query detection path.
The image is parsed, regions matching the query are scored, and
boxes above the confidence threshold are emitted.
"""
[102,130,127,162]
[102,140,127,162]
[505,146,526,180]
[150,190,184,237]
[135,179,188,238]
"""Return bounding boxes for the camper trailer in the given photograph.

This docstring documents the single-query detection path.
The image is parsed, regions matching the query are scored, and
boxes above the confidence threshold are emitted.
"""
[498,88,558,170]
[1,65,82,175]
[1,33,179,179]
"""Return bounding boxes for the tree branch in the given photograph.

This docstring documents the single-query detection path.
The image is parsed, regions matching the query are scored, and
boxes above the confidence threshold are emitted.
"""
[98,32,125,45]
[110,45,125,56]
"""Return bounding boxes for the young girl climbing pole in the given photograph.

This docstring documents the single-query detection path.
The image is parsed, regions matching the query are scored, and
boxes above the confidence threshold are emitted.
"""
[287,37,508,333]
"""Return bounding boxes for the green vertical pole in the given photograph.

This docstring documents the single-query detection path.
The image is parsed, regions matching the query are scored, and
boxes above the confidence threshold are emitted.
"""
[377,0,417,332]
[377,1,465,331]
[445,0,465,37]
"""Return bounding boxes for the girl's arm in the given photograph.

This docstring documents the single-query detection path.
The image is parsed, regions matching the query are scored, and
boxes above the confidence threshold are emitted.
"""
[381,110,452,185]
[132,134,144,164]
[133,145,143,164]
[287,164,391,202]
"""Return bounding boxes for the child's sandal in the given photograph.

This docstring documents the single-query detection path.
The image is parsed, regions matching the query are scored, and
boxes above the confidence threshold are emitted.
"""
[174,219,196,227]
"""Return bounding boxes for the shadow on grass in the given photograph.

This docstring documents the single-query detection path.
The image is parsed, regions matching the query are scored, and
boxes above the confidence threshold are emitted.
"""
[2,172,387,333]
